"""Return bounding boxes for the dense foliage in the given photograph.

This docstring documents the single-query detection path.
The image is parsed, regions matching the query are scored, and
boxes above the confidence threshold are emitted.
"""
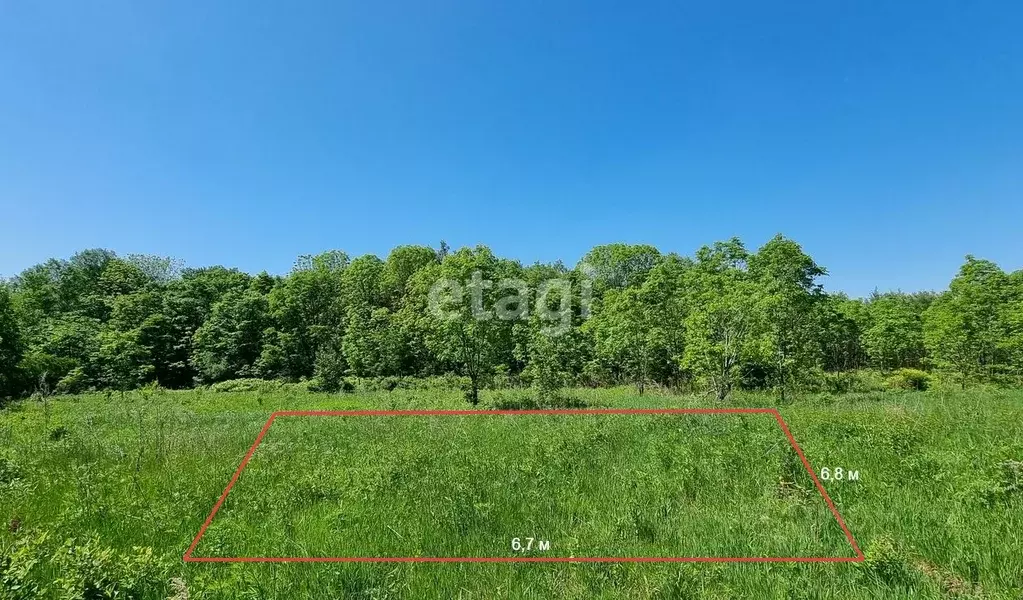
[2,237,1021,401]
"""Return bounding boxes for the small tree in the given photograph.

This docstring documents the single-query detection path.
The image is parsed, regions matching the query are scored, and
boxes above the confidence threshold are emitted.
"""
[585,288,654,393]
[749,235,825,400]
[923,257,1009,386]
[528,329,565,404]
[98,329,155,395]
[863,295,926,372]
[680,240,768,401]
[424,246,516,405]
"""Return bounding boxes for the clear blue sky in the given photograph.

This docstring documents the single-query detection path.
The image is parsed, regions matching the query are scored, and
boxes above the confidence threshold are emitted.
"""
[2,1,1021,297]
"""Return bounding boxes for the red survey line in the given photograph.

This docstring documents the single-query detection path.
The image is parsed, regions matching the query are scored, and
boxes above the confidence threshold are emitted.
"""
[184,556,863,563]
[183,413,279,561]
[183,408,864,563]
[272,408,778,417]
[771,409,865,561]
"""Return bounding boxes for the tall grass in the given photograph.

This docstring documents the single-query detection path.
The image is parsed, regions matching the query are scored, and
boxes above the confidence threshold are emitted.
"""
[0,386,1020,598]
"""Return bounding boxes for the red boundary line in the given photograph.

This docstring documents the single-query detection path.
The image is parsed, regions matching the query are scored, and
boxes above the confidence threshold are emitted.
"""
[183,408,864,564]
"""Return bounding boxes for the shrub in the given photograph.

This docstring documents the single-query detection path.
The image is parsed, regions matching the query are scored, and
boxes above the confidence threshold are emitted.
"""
[0,456,21,485]
[979,460,1023,507]
[0,531,49,600]
[48,426,69,442]
[789,369,888,395]
[580,361,613,388]
[488,390,588,410]
[425,374,472,390]
[857,536,915,586]
[885,368,931,391]
[309,377,355,393]
[209,378,281,393]
[52,537,163,599]
[55,367,90,395]
[16,353,79,396]
[312,345,346,393]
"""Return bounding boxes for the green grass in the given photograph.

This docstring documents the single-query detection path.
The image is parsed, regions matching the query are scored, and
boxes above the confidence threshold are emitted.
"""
[194,412,853,560]
[1,386,1022,598]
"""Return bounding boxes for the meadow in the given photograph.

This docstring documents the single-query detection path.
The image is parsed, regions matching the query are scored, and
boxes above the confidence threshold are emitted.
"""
[1,385,1021,598]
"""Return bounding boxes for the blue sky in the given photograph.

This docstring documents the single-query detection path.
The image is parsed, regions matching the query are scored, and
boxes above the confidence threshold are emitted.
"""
[1,1,1021,297]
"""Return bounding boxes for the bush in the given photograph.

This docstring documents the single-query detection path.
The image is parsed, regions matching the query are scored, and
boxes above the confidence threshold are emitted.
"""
[979,460,1023,507]
[488,390,588,410]
[52,537,163,599]
[0,455,22,485]
[308,377,354,393]
[54,367,90,395]
[580,361,613,388]
[885,368,931,391]
[0,531,48,600]
[312,345,346,393]
[209,378,281,393]
[857,536,915,586]
[16,353,79,396]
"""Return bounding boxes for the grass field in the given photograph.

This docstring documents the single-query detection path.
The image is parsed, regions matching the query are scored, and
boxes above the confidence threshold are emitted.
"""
[189,410,856,561]
[1,386,1022,598]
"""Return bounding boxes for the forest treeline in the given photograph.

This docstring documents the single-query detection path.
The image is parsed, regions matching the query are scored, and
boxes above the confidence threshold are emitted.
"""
[1,236,1021,403]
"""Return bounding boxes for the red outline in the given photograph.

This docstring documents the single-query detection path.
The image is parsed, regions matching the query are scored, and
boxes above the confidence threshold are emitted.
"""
[183,408,864,564]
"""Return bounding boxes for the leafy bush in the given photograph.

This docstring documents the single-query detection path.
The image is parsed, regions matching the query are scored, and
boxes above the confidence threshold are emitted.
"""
[794,369,888,395]
[580,361,613,388]
[488,390,588,410]
[308,377,354,393]
[885,368,931,391]
[52,538,162,599]
[979,460,1023,507]
[422,374,472,390]
[343,375,470,392]
[209,378,282,393]
[312,345,346,393]
[857,536,915,586]
[0,456,22,485]
[54,368,90,395]
[0,531,48,600]
[48,426,69,442]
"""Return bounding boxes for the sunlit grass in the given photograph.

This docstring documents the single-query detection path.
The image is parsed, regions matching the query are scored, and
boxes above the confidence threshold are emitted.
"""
[193,412,854,560]
[0,386,1021,598]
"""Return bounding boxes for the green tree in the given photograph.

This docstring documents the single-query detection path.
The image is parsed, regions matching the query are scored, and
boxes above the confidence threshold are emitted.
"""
[863,293,927,372]
[424,246,517,405]
[817,295,868,372]
[636,255,692,388]
[681,240,768,401]
[191,287,269,383]
[1002,270,1023,378]
[585,287,656,392]
[381,245,438,308]
[923,257,1009,385]
[519,264,590,400]
[262,251,348,380]
[97,329,155,392]
[525,327,572,403]
[577,243,661,296]
[342,306,401,377]
[749,235,826,398]
[155,266,252,387]
[0,286,25,398]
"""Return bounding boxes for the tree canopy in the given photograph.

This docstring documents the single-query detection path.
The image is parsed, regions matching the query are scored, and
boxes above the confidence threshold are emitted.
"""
[2,237,1021,402]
